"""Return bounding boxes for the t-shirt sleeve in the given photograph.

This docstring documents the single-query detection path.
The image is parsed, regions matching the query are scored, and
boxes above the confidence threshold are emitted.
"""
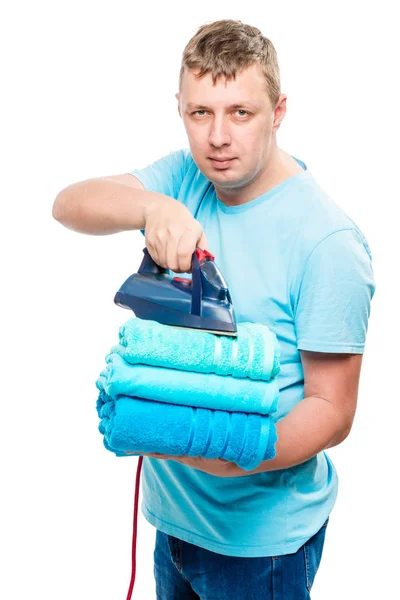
[293,228,376,354]
[128,148,188,198]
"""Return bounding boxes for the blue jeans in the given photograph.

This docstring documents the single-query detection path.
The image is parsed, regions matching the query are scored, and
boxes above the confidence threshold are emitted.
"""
[153,518,329,599]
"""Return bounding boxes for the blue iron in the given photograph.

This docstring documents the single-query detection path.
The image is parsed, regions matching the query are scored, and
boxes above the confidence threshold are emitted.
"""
[114,246,237,336]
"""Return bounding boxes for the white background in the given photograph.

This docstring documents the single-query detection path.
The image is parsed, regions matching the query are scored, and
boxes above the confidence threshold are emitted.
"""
[2,1,398,598]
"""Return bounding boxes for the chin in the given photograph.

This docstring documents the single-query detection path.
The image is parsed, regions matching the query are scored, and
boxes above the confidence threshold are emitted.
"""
[206,171,237,185]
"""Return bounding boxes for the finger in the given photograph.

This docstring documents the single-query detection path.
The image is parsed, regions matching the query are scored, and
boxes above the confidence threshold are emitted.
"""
[165,235,180,273]
[198,231,209,251]
[146,233,166,268]
[155,231,168,268]
[141,452,171,459]
[176,232,198,273]
[145,240,161,269]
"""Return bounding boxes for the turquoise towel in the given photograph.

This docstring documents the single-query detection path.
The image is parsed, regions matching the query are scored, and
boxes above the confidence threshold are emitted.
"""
[96,390,278,472]
[96,352,279,415]
[112,318,280,381]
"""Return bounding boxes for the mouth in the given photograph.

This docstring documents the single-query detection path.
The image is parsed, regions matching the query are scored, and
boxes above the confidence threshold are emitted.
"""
[208,157,236,169]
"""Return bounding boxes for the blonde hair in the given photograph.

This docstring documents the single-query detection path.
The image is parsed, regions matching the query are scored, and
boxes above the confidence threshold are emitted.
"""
[179,19,281,108]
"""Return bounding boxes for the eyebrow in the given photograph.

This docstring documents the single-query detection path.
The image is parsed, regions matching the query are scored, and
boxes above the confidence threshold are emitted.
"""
[186,102,258,110]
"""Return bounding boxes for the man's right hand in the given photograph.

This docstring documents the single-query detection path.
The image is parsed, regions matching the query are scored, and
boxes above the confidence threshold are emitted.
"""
[143,197,209,273]
[52,174,208,268]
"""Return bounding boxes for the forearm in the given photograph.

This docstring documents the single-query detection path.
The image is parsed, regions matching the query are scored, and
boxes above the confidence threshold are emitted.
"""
[52,178,169,235]
[233,395,350,476]
[165,395,350,477]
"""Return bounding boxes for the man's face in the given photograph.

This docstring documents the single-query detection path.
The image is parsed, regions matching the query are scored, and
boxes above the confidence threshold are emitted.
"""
[176,63,284,191]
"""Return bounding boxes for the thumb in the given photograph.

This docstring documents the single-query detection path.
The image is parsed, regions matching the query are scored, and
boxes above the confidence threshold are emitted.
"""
[197,230,209,251]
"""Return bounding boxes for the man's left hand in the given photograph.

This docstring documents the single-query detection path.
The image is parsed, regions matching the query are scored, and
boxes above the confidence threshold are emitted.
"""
[126,451,238,477]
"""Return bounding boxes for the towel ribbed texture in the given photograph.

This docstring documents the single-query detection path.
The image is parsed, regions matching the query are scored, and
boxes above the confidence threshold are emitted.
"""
[96,317,281,470]
[112,318,280,380]
[96,390,278,472]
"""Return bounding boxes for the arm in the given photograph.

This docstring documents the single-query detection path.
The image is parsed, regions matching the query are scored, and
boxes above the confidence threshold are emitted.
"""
[52,173,175,235]
[145,350,362,477]
[52,172,208,272]
[235,350,362,475]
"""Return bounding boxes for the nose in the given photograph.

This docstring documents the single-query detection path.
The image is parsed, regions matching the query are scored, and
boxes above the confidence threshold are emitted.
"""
[208,116,231,148]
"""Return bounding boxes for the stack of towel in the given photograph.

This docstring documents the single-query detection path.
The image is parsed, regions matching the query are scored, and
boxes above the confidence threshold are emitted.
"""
[96,318,281,471]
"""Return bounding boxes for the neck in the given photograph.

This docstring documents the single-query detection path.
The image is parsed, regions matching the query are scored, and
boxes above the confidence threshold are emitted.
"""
[215,142,303,207]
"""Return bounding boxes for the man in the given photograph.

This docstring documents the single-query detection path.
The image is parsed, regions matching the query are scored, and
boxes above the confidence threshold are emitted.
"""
[53,19,376,599]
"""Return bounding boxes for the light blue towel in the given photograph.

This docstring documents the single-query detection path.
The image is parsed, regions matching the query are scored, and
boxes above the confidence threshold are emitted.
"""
[96,390,278,472]
[96,352,279,415]
[112,318,280,381]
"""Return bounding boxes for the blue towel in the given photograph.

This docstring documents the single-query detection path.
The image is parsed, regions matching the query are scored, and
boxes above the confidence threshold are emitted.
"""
[96,352,279,415]
[112,318,280,381]
[96,389,278,472]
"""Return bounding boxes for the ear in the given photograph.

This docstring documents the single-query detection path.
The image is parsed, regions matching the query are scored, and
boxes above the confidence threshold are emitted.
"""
[175,92,182,117]
[273,93,287,132]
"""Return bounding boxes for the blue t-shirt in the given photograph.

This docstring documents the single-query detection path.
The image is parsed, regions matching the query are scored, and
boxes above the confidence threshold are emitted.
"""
[128,148,376,557]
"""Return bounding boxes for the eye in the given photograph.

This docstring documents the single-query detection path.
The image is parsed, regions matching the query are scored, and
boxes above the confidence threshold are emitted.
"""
[191,110,207,116]
[235,110,249,117]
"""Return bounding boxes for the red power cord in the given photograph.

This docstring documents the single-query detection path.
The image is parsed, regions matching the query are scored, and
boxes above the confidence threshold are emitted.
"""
[126,455,143,600]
